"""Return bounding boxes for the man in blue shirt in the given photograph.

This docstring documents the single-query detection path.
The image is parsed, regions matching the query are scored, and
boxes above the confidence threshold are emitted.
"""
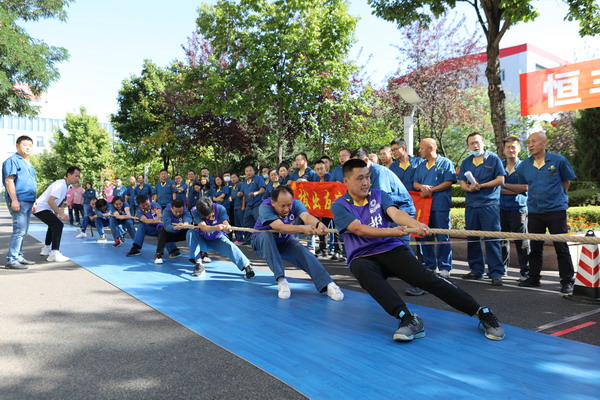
[514,132,577,294]
[124,176,138,217]
[251,186,344,301]
[112,178,127,199]
[500,136,530,280]
[187,197,255,278]
[241,166,266,243]
[154,199,193,264]
[330,149,350,184]
[3,135,37,269]
[153,169,175,209]
[331,159,504,342]
[389,138,424,191]
[289,152,319,182]
[413,138,456,279]
[135,175,153,199]
[173,174,188,202]
[125,194,175,257]
[458,133,506,286]
[229,173,245,244]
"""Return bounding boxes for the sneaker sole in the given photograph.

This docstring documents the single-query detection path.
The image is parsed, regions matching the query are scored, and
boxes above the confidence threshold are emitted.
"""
[126,253,141,257]
[393,331,426,342]
[484,332,505,341]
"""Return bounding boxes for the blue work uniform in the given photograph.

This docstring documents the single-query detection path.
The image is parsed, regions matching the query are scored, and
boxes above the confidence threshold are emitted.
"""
[112,185,127,199]
[135,183,153,199]
[330,165,344,183]
[240,176,266,241]
[153,180,175,208]
[412,156,457,272]
[230,181,244,241]
[133,201,174,252]
[458,151,505,278]
[389,156,424,191]
[94,207,112,237]
[264,180,282,198]
[251,198,333,291]
[213,185,231,209]
[109,202,136,240]
[173,182,188,202]
[289,167,319,182]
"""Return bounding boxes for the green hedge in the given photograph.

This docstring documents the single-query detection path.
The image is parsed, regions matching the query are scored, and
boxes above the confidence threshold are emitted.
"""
[569,181,598,191]
[568,189,599,207]
[449,206,600,231]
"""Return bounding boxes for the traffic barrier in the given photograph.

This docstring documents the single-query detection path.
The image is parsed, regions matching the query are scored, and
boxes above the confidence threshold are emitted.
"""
[566,231,600,304]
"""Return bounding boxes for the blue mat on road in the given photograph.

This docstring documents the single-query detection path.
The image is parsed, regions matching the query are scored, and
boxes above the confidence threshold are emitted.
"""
[30,224,600,399]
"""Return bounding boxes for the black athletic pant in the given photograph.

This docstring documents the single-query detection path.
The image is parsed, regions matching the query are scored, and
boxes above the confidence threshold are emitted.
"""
[34,210,64,251]
[73,203,84,223]
[528,210,574,284]
[156,228,187,255]
[349,245,480,319]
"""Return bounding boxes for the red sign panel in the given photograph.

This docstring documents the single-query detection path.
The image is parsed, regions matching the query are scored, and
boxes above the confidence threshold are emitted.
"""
[520,58,600,116]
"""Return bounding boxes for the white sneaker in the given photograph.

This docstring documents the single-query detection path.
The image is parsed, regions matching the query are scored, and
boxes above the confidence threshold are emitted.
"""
[75,231,87,239]
[278,279,291,300]
[327,282,344,301]
[96,235,107,243]
[154,256,163,265]
[202,256,212,263]
[40,245,51,256]
[438,270,451,279]
[47,250,70,263]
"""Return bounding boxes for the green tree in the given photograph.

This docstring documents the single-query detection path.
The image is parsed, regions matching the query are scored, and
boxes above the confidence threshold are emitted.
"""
[573,107,600,185]
[0,0,70,116]
[368,0,600,155]
[195,0,359,163]
[111,60,180,170]
[52,107,114,183]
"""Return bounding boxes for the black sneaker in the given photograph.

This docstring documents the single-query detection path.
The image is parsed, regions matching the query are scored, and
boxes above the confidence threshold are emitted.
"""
[126,246,141,257]
[244,265,255,279]
[393,312,425,342]
[518,277,540,287]
[462,272,483,280]
[121,236,126,243]
[330,252,340,261]
[168,249,181,258]
[491,277,503,286]
[192,261,205,276]
[477,307,505,340]
[560,282,574,294]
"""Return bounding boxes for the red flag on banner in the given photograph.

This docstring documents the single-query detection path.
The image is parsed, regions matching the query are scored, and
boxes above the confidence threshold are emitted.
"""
[409,191,432,225]
[288,181,347,218]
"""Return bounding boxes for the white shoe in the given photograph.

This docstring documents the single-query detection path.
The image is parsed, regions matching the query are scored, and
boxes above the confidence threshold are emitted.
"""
[75,232,87,239]
[327,282,344,301]
[438,270,451,279]
[47,250,69,262]
[40,245,51,256]
[96,236,107,243]
[278,279,291,300]
[202,256,212,263]
[154,256,163,264]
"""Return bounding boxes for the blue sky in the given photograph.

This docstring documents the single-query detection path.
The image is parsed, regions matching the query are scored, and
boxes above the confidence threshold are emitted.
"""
[21,0,600,122]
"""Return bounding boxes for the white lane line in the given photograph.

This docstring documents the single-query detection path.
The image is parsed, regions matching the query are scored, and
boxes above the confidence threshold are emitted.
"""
[536,308,600,332]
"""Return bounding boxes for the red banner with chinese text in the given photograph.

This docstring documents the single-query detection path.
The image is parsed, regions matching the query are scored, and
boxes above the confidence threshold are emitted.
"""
[288,182,433,226]
[520,58,600,116]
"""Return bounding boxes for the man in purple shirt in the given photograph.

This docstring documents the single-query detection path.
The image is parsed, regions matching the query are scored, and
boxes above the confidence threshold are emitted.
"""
[331,159,504,342]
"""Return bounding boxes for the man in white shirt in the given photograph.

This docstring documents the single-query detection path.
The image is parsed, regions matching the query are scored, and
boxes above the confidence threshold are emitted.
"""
[33,166,81,262]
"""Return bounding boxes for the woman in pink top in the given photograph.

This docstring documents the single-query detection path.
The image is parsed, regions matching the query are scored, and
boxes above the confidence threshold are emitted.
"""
[103,179,115,203]
[71,182,85,224]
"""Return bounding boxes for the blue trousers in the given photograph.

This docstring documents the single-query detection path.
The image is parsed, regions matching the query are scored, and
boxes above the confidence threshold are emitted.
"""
[110,217,136,240]
[7,201,34,264]
[187,231,250,270]
[242,205,260,242]
[81,216,96,231]
[233,207,244,241]
[465,205,504,278]
[95,218,110,237]
[419,210,452,272]
[133,223,175,252]
[252,232,332,292]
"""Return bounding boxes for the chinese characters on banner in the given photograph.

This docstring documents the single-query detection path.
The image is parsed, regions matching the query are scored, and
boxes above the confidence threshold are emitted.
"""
[520,58,600,116]
[288,182,433,226]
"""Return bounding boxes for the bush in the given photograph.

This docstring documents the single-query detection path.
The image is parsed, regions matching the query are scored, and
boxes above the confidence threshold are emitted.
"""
[451,184,463,197]
[568,189,599,207]
[569,181,598,191]
[451,197,465,208]
[450,208,465,229]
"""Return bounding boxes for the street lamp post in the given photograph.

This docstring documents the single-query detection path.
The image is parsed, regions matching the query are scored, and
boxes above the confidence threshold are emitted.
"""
[395,86,423,156]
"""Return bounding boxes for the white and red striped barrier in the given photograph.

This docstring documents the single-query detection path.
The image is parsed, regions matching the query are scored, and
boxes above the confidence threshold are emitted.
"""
[566,231,600,304]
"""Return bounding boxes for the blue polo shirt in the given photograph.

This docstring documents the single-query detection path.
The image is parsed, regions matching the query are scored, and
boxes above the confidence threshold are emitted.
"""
[516,152,576,214]
[332,190,403,265]
[264,180,283,198]
[500,159,527,211]
[173,182,188,202]
[112,185,127,199]
[252,198,307,244]
[109,201,131,215]
[125,185,137,206]
[316,173,332,182]
[83,188,97,205]
[135,183,153,199]
[331,165,344,183]
[389,156,424,191]
[2,153,37,203]
[213,185,231,209]
[369,163,415,215]
[241,176,266,209]
[458,151,505,208]
[153,180,175,207]
[289,167,319,182]
[162,203,193,233]
[413,156,456,212]
[230,182,244,209]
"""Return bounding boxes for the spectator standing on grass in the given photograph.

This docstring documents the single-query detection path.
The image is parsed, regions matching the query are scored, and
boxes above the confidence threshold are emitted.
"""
[3,135,37,269]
